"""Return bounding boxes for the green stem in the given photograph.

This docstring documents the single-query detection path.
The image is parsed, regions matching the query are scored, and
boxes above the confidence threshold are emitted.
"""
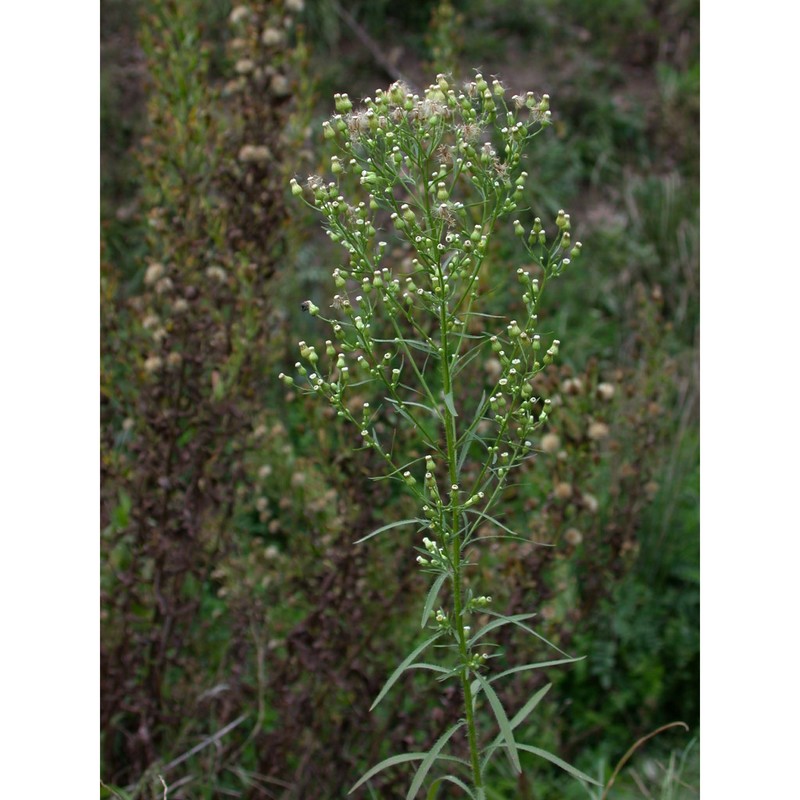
[439,275,484,792]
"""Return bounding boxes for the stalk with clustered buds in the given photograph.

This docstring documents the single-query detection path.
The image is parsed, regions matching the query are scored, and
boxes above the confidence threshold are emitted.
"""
[284,74,597,798]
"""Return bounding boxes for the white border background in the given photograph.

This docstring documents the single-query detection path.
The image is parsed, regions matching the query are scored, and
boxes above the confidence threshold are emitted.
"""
[1,1,99,793]
[2,1,799,795]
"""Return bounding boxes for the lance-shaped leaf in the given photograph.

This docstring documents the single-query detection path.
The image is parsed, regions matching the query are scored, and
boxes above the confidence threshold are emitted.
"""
[473,673,521,774]
[480,684,552,771]
[467,613,537,647]
[469,611,570,658]
[489,656,585,685]
[355,518,425,545]
[421,573,448,628]
[349,753,470,795]
[515,744,602,786]
[406,721,464,799]
[425,774,476,800]
[442,391,459,418]
[405,662,450,676]
[371,632,443,710]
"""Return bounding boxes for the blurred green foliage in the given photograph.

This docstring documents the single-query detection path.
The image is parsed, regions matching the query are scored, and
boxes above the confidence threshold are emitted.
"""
[101,0,699,796]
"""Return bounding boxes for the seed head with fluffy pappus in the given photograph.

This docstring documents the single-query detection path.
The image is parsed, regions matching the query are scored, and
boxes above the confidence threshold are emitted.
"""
[564,527,583,546]
[229,5,250,24]
[540,432,561,454]
[587,421,610,441]
[597,382,616,401]
[554,482,573,500]
[144,355,163,373]
[238,144,271,163]
[144,262,165,286]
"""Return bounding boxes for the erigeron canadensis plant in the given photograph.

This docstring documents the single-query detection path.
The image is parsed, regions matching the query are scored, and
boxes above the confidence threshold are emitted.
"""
[282,74,601,798]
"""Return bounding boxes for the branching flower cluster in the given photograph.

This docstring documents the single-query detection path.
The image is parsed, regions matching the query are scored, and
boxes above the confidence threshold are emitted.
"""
[283,74,596,798]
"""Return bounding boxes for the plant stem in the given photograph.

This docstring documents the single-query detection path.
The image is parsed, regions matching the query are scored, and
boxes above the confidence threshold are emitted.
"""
[452,536,483,790]
[439,286,484,792]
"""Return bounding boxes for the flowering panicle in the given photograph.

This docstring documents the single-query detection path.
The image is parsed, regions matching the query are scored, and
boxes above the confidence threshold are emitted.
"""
[284,74,592,796]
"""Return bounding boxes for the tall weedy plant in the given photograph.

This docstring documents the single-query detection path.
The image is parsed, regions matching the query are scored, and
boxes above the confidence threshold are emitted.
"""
[282,74,600,798]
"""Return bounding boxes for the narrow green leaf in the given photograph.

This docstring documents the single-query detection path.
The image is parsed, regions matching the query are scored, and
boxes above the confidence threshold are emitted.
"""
[373,336,438,354]
[406,662,450,675]
[474,674,521,774]
[508,683,552,730]
[457,427,483,475]
[355,518,425,545]
[421,573,448,628]
[481,684,553,773]
[349,753,428,794]
[516,744,603,786]
[489,656,585,684]
[451,343,488,376]
[472,611,571,658]
[371,633,443,710]
[393,398,441,416]
[350,752,472,793]
[406,721,464,799]
[456,393,488,473]
[426,775,476,800]
[442,391,459,418]
[465,508,521,537]
[468,613,537,647]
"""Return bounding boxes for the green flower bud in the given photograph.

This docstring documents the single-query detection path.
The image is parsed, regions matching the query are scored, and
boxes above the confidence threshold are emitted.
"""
[334,92,352,113]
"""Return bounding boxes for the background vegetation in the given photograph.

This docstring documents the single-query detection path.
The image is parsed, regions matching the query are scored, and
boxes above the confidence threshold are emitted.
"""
[101,0,699,797]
